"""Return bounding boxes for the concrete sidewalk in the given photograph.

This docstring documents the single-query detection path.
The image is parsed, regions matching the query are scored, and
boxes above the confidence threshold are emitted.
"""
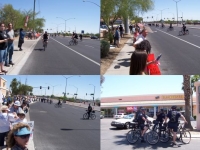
[6,37,41,75]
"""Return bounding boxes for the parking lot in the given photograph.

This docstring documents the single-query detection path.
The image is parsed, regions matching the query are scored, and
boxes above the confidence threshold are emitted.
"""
[101,118,200,150]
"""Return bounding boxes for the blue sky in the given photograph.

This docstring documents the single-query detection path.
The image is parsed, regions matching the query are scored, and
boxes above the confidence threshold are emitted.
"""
[1,75,100,100]
[0,0,100,34]
[142,0,200,22]
[101,75,198,98]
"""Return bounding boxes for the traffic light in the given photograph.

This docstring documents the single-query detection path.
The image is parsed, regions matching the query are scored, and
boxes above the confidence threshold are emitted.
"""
[48,86,50,90]
[40,86,42,89]
[90,94,94,96]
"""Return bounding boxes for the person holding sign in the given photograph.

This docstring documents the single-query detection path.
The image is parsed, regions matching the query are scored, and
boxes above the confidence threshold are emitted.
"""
[7,123,31,150]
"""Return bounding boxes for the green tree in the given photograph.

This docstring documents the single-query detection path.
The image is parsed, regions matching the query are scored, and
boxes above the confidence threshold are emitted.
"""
[183,75,193,130]
[10,78,21,95]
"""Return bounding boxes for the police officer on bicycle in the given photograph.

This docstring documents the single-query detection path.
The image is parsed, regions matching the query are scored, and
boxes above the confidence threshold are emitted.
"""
[153,109,166,133]
[87,104,92,119]
[164,106,188,146]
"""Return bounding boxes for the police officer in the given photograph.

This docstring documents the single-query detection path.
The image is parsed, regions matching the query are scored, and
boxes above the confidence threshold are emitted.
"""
[153,109,166,133]
[87,104,92,119]
[137,107,150,143]
[164,106,188,146]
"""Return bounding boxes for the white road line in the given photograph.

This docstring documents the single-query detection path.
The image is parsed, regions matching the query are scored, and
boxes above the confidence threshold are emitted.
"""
[156,28,200,49]
[193,34,200,38]
[85,45,94,48]
[50,37,100,66]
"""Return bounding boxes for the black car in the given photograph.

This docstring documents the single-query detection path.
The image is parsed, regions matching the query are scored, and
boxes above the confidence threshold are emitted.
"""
[91,35,98,39]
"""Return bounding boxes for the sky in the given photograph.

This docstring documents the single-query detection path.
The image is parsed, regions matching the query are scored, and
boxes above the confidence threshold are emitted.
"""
[0,0,100,34]
[101,75,199,98]
[142,0,200,22]
[1,75,100,100]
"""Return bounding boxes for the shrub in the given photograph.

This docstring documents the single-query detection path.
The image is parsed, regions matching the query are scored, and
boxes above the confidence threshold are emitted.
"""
[101,40,110,58]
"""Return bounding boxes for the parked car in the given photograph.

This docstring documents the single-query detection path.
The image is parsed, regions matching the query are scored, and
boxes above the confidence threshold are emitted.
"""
[91,35,98,39]
[114,113,126,119]
[111,114,135,129]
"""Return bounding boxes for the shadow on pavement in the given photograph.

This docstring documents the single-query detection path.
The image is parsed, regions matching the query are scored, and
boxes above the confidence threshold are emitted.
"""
[61,128,99,131]
[14,49,19,51]
[34,48,44,51]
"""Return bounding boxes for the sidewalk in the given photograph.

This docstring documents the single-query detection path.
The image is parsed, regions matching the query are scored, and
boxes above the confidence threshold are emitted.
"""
[6,37,41,75]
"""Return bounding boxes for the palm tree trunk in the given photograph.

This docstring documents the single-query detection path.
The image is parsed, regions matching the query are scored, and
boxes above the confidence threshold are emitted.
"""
[183,75,193,130]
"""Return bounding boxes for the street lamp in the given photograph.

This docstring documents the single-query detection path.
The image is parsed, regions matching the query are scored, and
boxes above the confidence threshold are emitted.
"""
[173,0,181,26]
[52,23,65,33]
[56,17,75,33]
[89,84,95,106]
[157,8,169,22]
[83,0,100,7]
[180,11,183,24]
[45,83,60,96]
[168,12,175,19]
[62,76,80,98]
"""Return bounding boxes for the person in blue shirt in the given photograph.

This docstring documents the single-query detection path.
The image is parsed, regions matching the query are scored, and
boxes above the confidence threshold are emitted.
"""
[18,28,25,51]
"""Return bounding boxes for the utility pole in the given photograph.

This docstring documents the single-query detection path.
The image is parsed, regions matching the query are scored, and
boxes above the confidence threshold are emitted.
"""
[33,0,36,32]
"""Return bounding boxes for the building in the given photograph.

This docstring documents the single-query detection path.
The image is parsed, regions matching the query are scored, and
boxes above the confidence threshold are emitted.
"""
[101,93,196,118]
[0,77,8,97]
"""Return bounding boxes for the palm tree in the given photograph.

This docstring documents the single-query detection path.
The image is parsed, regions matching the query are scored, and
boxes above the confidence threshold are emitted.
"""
[183,75,193,130]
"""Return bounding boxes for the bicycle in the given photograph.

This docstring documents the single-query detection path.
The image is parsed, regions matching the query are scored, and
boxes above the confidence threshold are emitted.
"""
[83,110,96,120]
[69,38,78,45]
[158,121,191,144]
[43,40,47,51]
[126,121,159,145]
[179,29,189,36]
[54,103,62,108]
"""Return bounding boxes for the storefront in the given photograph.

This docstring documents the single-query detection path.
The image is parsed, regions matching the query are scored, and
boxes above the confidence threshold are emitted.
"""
[101,93,196,118]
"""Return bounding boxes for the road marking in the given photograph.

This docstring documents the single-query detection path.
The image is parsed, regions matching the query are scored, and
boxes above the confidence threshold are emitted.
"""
[193,34,200,38]
[50,38,100,66]
[156,28,200,49]
[85,45,94,48]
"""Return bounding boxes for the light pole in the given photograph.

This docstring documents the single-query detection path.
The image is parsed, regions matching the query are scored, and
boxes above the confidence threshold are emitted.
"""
[168,12,175,20]
[52,23,65,33]
[62,76,80,98]
[45,83,60,96]
[180,11,183,24]
[173,0,181,26]
[89,84,95,106]
[33,0,36,32]
[157,8,169,22]
[83,0,100,7]
[56,17,75,33]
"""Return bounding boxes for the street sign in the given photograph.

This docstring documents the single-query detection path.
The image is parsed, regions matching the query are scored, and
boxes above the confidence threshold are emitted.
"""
[81,30,84,34]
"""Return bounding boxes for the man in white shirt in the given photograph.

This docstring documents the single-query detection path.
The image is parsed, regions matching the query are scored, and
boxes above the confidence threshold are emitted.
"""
[133,29,148,47]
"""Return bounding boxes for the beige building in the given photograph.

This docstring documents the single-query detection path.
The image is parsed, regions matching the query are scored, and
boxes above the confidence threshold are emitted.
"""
[0,77,7,97]
[101,93,196,118]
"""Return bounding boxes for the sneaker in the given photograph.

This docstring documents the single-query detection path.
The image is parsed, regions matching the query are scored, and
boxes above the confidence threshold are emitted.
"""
[9,62,14,65]
[5,64,10,67]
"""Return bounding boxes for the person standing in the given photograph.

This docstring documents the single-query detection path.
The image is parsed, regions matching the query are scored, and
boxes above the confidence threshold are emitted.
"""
[0,23,8,74]
[5,23,15,67]
[114,27,120,48]
[18,28,25,51]
[129,24,133,34]
[119,24,124,38]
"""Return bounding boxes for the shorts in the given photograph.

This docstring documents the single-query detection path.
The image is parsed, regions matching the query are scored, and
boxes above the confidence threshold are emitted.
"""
[139,124,145,130]
[0,131,9,146]
[168,122,178,132]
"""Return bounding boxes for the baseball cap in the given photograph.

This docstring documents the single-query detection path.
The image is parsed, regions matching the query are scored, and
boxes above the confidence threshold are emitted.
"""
[1,105,10,111]
[14,127,31,136]
[14,101,21,106]
[17,108,25,115]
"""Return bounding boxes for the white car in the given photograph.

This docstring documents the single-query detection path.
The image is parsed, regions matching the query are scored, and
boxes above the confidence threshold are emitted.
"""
[111,114,154,129]
[114,113,126,119]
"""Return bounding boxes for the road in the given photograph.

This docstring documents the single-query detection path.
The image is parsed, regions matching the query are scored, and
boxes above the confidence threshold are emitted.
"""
[30,101,100,150]
[101,118,200,150]
[19,36,100,75]
[147,25,200,74]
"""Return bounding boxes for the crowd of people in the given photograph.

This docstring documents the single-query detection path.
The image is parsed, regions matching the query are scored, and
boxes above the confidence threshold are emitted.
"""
[0,96,34,150]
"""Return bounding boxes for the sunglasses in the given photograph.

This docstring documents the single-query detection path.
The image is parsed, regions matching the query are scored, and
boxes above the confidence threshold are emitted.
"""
[16,134,30,139]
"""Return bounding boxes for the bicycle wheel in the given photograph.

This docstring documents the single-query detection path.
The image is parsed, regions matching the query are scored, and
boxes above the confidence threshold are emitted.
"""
[180,130,191,144]
[146,131,159,145]
[69,41,73,45]
[83,113,88,119]
[179,31,183,36]
[186,30,189,35]
[160,130,171,143]
[54,104,58,108]
[90,114,96,120]
[75,40,78,45]
[126,130,140,144]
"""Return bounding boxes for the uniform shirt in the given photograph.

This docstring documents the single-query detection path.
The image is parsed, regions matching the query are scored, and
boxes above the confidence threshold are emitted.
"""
[156,112,165,122]
[138,113,146,124]
[167,110,181,123]
[6,29,14,43]
[0,113,16,133]
[43,34,48,40]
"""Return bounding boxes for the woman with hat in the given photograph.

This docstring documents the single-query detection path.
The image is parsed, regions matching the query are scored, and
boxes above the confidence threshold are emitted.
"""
[14,109,27,123]
[0,106,18,150]
[7,123,31,150]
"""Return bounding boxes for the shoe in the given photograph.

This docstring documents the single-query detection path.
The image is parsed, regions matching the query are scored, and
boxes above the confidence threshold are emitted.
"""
[9,62,14,65]
[5,64,10,67]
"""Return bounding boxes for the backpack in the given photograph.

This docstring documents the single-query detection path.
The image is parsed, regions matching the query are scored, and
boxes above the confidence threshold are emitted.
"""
[170,111,177,123]
[133,110,141,122]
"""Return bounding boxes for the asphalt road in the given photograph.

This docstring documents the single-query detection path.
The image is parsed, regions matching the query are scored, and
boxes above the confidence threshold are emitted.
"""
[101,119,200,150]
[19,36,100,75]
[147,25,200,74]
[29,102,100,150]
